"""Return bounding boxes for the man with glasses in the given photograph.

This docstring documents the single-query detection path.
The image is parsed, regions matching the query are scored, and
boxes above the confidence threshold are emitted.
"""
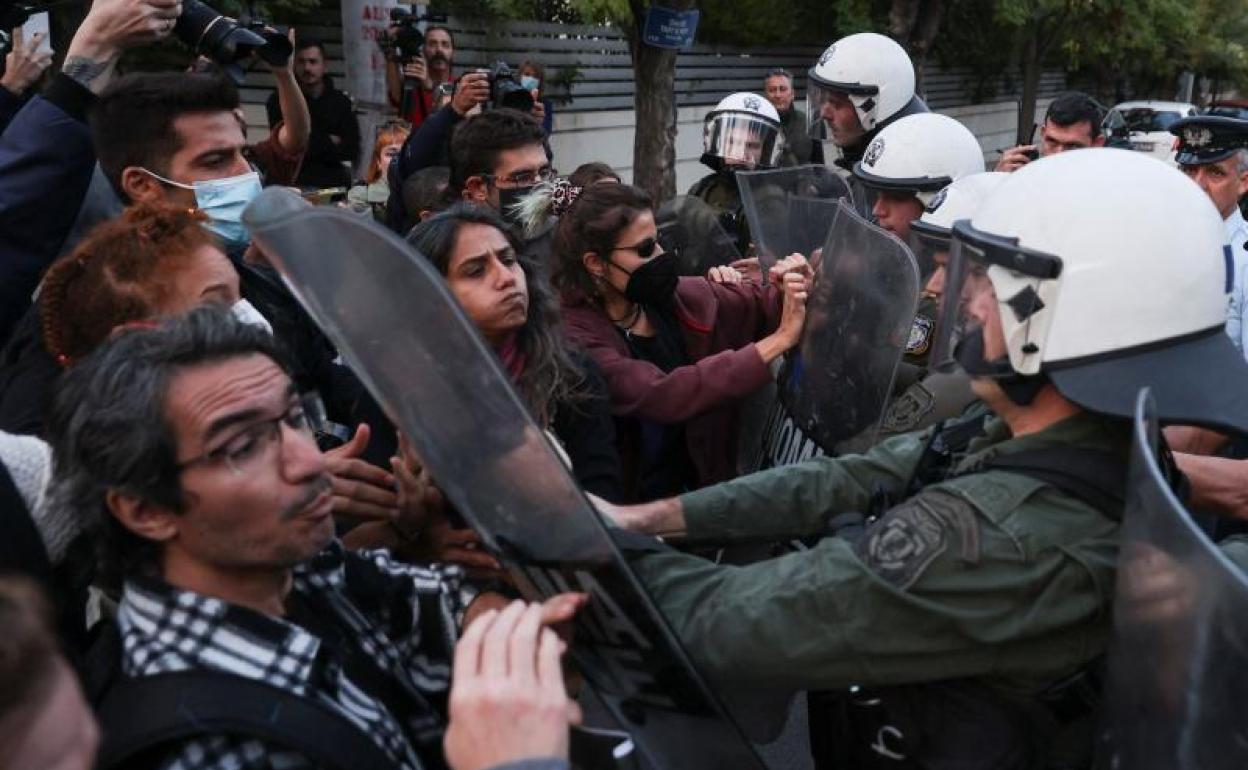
[449,108,554,259]
[50,305,581,770]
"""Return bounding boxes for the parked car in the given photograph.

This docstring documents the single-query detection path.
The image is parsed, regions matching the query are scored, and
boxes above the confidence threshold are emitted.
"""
[1112,100,1198,164]
[1205,99,1248,121]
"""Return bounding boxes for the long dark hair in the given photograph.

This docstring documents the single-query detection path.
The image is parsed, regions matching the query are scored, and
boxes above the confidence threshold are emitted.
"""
[407,203,583,424]
[551,183,652,301]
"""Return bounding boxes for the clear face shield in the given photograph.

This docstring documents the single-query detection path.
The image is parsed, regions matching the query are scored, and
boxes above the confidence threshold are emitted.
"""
[704,113,784,169]
[928,220,1063,376]
[806,80,876,139]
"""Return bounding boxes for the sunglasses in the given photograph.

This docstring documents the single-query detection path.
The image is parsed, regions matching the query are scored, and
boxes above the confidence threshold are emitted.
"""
[611,238,661,258]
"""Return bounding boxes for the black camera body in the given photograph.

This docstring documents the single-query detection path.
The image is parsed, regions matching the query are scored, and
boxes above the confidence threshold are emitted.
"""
[175,0,292,82]
[378,7,430,64]
[484,61,534,112]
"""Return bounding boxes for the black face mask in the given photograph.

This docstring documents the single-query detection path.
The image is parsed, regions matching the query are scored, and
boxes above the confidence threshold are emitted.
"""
[954,330,1048,406]
[497,184,538,229]
[619,251,679,306]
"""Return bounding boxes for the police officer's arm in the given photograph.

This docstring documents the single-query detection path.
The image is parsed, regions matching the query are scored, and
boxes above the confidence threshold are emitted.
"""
[606,429,928,542]
[630,484,1113,692]
[1175,452,1248,521]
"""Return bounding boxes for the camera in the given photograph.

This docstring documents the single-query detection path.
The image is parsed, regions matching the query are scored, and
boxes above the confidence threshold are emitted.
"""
[174,0,292,83]
[484,61,534,112]
[377,7,426,64]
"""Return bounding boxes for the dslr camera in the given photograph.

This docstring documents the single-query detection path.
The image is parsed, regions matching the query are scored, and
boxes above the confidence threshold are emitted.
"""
[377,6,447,64]
[175,0,292,82]
[483,61,534,112]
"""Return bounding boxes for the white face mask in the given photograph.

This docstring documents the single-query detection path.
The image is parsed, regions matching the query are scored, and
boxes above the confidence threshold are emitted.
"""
[231,298,273,335]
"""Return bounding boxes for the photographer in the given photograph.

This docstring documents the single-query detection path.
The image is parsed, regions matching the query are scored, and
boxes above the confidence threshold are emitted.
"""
[0,0,181,344]
[384,23,455,129]
[266,37,359,188]
[1,27,54,134]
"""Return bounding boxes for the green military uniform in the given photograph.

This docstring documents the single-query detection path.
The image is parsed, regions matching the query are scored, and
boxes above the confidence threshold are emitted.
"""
[630,410,1128,762]
[688,171,742,212]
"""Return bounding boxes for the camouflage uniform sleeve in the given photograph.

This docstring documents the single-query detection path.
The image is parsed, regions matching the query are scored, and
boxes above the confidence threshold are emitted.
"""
[678,428,929,541]
[636,481,1114,693]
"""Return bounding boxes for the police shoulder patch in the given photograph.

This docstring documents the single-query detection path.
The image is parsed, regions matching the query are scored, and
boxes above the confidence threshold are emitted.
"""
[855,490,980,590]
[906,315,933,355]
[864,137,885,167]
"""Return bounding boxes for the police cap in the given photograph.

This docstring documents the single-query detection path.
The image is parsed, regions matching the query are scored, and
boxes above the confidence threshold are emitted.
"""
[1169,115,1248,166]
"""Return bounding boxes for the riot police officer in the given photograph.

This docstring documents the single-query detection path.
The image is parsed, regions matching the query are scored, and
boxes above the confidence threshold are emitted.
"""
[806,32,929,200]
[686,91,786,252]
[601,149,1248,769]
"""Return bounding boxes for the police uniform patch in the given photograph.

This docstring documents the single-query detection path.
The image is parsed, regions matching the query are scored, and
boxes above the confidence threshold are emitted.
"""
[906,315,933,355]
[1184,126,1213,149]
[743,95,762,112]
[855,491,980,590]
[881,381,935,434]
[864,137,885,167]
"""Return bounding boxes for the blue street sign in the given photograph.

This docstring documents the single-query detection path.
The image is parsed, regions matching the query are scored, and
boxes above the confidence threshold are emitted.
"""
[643,6,700,50]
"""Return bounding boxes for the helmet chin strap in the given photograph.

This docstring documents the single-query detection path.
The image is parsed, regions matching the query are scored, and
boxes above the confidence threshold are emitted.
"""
[955,330,1049,407]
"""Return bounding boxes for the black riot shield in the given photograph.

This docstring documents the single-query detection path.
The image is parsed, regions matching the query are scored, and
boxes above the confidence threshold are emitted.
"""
[776,200,919,455]
[242,189,768,770]
[1098,389,1248,770]
[736,164,853,273]
[654,194,742,276]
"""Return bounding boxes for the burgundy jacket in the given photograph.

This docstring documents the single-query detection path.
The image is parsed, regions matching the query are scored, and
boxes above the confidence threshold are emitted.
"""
[561,277,782,495]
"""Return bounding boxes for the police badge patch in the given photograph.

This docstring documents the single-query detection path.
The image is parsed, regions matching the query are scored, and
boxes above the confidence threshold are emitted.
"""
[864,137,885,167]
[906,315,933,355]
[743,96,762,112]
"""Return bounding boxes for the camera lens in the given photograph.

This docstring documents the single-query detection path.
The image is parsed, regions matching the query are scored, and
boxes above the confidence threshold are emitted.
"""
[174,0,273,83]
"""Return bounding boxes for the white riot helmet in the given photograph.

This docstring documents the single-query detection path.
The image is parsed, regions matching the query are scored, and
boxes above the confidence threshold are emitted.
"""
[931,149,1248,431]
[910,171,1008,286]
[807,33,916,140]
[852,113,986,206]
[701,92,785,170]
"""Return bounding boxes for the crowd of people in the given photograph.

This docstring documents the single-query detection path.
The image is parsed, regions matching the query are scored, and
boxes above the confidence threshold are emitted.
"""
[2,1,1248,768]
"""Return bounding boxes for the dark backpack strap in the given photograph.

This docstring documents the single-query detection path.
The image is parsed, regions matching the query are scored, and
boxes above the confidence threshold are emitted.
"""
[983,447,1127,520]
[95,670,396,770]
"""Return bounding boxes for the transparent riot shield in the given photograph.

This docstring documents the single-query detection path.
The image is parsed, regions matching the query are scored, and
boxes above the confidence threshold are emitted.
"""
[1098,389,1248,769]
[242,189,768,770]
[736,165,852,273]
[654,195,742,276]
[776,200,920,454]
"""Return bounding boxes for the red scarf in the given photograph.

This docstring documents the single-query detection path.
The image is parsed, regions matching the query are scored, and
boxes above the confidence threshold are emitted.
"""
[495,332,527,383]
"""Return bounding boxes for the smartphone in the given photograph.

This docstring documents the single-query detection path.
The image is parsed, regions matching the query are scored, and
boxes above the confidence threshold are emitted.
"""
[1023,123,1040,160]
[21,12,53,54]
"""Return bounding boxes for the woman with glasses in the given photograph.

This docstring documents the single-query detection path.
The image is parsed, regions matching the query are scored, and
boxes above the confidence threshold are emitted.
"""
[407,203,623,501]
[348,121,411,222]
[553,182,810,501]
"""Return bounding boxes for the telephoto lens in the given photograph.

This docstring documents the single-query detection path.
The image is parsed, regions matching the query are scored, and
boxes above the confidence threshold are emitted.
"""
[174,0,271,83]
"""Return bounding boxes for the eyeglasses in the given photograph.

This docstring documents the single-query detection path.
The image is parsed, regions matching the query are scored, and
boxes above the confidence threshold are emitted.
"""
[484,166,556,188]
[177,393,326,477]
[611,238,661,259]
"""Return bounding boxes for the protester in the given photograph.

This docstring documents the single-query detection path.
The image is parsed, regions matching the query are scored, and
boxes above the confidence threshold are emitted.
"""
[568,161,621,188]
[597,149,1248,767]
[230,28,310,187]
[267,38,359,189]
[400,165,452,230]
[0,576,99,770]
[0,0,182,345]
[49,305,584,769]
[348,120,410,221]
[385,24,457,129]
[763,68,812,166]
[519,59,554,135]
[552,182,810,500]
[996,91,1106,172]
[407,203,623,500]
[0,27,54,132]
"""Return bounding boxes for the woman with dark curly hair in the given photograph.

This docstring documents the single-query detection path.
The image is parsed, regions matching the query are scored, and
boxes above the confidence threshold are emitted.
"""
[407,202,622,500]
[551,181,810,500]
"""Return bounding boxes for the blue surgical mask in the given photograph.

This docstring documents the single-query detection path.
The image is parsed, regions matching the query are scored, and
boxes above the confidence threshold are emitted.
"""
[521,75,541,92]
[141,168,263,251]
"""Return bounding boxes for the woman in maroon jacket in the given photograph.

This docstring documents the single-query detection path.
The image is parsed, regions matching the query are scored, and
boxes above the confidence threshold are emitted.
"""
[551,182,809,501]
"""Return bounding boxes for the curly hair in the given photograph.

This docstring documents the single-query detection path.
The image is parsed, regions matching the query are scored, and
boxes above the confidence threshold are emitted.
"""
[407,203,584,424]
[550,183,653,301]
[41,203,219,368]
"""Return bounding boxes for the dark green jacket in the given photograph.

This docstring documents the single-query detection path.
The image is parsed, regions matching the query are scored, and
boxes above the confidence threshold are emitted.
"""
[632,411,1129,696]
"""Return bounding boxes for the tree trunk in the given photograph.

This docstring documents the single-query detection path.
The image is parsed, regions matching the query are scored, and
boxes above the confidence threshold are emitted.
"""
[1017,29,1041,146]
[628,0,696,202]
[910,0,943,95]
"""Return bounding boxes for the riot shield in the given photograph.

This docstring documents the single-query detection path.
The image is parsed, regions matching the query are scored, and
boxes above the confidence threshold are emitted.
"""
[736,165,852,273]
[1098,389,1248,769]
[776,200,919,454]
[654,195,742,276]
[242,189,768,770]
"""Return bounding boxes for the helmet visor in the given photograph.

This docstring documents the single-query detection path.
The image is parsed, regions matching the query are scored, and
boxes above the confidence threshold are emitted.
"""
[928,236,992,374]
[908,224,949,285]
[806,79,876,139]
[705,113,784,169]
